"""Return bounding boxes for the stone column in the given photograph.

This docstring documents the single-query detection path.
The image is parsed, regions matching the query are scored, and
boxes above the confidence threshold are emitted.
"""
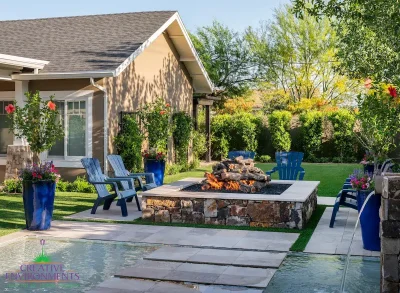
[381,175,400,292]
[4,145,33,179]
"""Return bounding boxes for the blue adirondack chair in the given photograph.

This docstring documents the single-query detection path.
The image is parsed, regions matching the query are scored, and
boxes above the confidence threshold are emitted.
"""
[81,158,140,217]
[266,152,305,180]
[228,151,256,160]
[107,155,157,192]
[329,182,357,228]
[329,159,394,227]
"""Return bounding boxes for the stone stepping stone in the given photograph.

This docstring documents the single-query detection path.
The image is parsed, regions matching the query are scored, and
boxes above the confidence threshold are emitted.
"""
[116,260,276,289]
[144,246,286,268]
[88,277,264,293]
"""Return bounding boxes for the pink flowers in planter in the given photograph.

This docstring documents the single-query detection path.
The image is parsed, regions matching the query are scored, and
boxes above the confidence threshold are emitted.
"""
[47,101,56,111]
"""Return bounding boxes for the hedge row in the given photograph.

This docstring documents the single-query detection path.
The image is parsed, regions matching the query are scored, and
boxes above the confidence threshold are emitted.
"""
[211,110,364,162]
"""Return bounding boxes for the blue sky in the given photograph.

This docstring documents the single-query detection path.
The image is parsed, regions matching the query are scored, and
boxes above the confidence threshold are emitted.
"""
[0,0,291,32]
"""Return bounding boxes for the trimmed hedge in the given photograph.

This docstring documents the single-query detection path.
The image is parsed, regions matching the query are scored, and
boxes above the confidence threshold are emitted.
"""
[211,109,362,161]
[300,111,323,158]
[211,113,258,159]
[268,111,292,152]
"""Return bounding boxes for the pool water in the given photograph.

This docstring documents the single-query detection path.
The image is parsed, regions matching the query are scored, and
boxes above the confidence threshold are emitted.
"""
[0,238,159,292]
[265,253,380,293]
[0,238,380,293]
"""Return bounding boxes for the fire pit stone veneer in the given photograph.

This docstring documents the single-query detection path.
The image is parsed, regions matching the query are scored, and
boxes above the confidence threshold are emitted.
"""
[142,178,319,229]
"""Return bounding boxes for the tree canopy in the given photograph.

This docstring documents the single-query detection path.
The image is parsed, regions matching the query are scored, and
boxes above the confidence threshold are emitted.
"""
[246,5,359,109]
[292,0,400,82]
[190,21,258,98]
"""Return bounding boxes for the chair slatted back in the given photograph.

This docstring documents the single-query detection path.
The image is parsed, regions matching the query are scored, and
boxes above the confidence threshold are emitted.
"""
[81,158,111,198]
[275,152,304,180]
[107,155,131,190]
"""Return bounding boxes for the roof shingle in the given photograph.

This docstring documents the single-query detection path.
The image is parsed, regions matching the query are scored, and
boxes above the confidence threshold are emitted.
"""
[0,11,176,73]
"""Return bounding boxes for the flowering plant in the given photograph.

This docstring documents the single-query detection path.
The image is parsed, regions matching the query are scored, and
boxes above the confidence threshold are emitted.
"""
[19,161,61,182]
[142,149,167,161]
[350,169,374,191]
[355,80,400,173]
[6,91,64,163]
[138,98,172,152]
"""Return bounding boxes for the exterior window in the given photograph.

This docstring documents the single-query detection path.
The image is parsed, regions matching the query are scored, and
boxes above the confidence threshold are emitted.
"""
[0,101,13,155]
[49,100,87,158]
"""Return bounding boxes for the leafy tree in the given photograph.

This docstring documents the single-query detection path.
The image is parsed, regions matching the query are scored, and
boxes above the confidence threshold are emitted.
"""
[190,21,258,99]
[292,0,400,82]
[7,91,64,163]
[268,110,292,152]
[247,5,359,105]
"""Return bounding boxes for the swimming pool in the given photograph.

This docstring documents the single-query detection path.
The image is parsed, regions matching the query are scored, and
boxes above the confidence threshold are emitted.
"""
[0,238,380,292]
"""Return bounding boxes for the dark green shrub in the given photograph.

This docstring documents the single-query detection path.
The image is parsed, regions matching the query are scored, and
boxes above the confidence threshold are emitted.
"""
[68,177,96,193]
[56,179,69,192]
[165,164,184,175]
[114,115,144,172]
[192,130,207,160]
[257,155,272,163]
[3,179,22,193]
[268,111,292,152]
[327,109,356,162]
[173,112,193,165]
[300,111,323,158]
[211,113,258,159]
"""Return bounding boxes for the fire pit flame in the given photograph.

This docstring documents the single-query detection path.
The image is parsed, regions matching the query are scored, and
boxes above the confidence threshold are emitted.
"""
[201,156,271,193]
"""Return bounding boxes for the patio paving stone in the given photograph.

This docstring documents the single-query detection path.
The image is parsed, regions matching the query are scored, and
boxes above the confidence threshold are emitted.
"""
[144,247,286,268]
[305,207,379,256]
[115,260,275,288]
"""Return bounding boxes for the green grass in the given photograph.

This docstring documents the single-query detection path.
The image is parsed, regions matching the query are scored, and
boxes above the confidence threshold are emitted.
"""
[0,192,97,237]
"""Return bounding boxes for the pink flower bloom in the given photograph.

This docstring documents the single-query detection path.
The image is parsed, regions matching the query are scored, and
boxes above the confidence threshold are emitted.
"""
[47,101,56,111]
[5,104,15,114]
[388,86,398,98]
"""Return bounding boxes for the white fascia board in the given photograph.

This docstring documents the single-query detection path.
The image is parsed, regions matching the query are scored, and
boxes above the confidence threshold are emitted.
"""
[174,13,213,93]
[0,53,49,70]
[11,71,114,80]
[113,12,214,94]
[114,12,179,77]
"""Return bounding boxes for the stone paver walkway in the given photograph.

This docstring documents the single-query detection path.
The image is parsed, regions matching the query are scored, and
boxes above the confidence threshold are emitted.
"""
[31,221,299,252]
[116,260,275,288]
[88,278,263,293]
[305,207,380,256]
[144,247,286,268]
[65,201,142,221]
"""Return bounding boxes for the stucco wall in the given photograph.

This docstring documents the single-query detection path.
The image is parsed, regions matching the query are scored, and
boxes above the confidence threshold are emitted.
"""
[105,33,194,161]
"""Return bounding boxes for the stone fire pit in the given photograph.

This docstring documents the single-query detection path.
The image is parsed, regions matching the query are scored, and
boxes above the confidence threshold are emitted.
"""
[141,178,319,229]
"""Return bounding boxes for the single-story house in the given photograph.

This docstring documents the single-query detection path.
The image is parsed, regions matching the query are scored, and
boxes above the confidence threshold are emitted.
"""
[0,11,213,181]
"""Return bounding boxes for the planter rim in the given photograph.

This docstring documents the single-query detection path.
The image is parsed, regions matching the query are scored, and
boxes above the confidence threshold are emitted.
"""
[22,180,56,183]
[144,159,166,162]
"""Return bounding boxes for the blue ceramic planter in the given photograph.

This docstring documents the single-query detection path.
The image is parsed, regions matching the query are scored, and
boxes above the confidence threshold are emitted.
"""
[144,160,165,186]
[22,181,56,230]
[357,190,381,251]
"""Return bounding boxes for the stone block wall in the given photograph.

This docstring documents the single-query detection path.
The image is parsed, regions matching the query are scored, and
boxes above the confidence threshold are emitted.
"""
[381,175,400,293]
[5,145,33,180]
[142,189,317,229]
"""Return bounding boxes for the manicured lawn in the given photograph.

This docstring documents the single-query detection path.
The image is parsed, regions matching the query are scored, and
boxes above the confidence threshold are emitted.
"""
[0,192,96,237]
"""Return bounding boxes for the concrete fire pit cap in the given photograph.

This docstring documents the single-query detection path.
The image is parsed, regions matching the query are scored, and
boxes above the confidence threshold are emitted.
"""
[142,178,320,203]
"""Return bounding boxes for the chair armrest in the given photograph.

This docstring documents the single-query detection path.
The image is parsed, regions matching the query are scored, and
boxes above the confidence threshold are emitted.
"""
[129,172,156,184]
[299,170,305,180]
[89,181,120,193]
[107,177,134,190]
[266,169,277,176]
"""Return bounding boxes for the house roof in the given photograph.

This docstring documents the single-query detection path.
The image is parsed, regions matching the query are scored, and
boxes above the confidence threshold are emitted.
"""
[0,11,213,93]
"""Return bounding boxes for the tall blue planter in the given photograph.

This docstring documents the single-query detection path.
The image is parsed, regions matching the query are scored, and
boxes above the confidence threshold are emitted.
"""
[22,181,56,230]
[144,160,165,186]
[357,190,381,251]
